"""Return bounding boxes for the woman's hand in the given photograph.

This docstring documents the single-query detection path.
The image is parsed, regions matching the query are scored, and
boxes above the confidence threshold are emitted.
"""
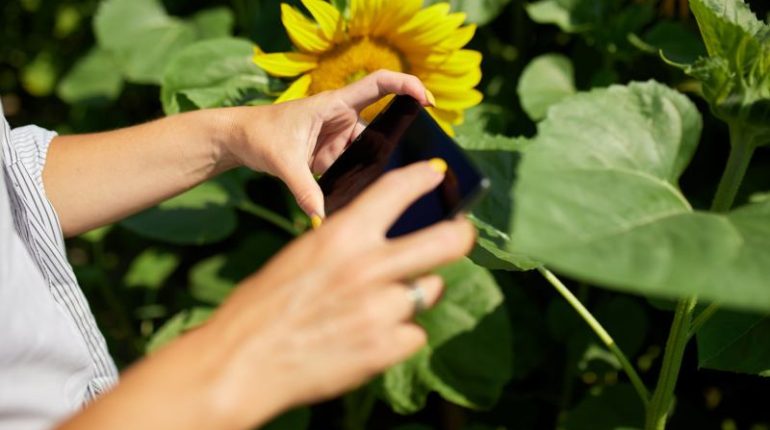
[58,160,475,430]
[203,160,475,429]
[221,70,434,219]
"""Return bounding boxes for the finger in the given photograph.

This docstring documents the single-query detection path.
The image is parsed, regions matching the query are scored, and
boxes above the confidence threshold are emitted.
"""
[281,164,325,218]
[368,218,476,282]
[359,275,444,324]
[342,160,446,233]
[351,117,368,140]
[337,70,433,112]
[377,323,427,369]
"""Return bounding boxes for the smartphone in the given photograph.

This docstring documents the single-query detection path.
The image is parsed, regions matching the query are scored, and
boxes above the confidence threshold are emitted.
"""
[318,95,490,238]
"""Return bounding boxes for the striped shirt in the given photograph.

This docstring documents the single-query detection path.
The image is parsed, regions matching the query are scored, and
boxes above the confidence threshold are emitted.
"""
[1,101,118,429]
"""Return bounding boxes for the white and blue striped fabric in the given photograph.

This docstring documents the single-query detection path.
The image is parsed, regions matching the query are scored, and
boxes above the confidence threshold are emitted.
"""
[0,100,118,429]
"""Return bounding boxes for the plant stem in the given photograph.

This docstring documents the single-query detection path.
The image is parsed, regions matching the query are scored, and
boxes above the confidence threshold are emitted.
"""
[644,298,696,430]
[537,267,650,406]
[237,201,302,236]
[644,123,758,429]
[711,125,756,212]
[689,303,719,339]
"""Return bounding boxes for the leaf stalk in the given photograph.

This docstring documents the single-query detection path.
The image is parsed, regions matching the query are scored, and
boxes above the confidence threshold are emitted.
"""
[537,267,650,406]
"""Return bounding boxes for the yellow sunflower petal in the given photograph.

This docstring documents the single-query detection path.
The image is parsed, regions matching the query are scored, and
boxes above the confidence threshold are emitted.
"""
[421,68,482,93]
[348,0,371,37]
[370,0,422,36]
[396,3,452,35]
[428,106,464,126]
[281,3,331,54]
[427,109,456,136]
[301,0,346,43]
[437,24,477,51]
[416,50,483,75]
[432,88,484,111]
[253,46,318,77]
[275,74,313,104]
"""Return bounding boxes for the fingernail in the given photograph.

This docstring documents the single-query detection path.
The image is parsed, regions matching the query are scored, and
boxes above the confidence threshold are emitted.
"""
[310,214,323,229]
[428,158,447,174]
[425,89,437,107]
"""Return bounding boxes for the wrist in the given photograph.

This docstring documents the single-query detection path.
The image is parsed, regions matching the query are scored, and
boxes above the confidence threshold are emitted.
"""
[191,316,291,430]
[205,107,246,173]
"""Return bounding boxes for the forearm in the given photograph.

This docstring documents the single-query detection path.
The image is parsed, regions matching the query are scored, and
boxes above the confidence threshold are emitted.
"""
[57,322,282,430]
[43,108,251,237]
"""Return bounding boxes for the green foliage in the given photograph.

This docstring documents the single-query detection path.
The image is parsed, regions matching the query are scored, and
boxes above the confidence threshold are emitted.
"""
[697,310,770,376]
[93,0,234,84]
[160,37,275,114]
[381,259,512,413]
[57,48,122,103]
[124,248,179,290]
[516,53,576,121]
[683,0,770,148]
[505,81,770,312]
[122,181,237,245]
[146,307,213,353]
[525,0,654,58]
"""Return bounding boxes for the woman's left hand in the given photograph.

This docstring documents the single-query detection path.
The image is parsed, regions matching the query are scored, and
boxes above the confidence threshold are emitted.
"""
[220,70,434,219]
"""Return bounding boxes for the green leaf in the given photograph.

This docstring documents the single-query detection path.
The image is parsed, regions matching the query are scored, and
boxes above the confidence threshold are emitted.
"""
[57,48,123,104]
[381,259,512,413]
[682,0,770,146]
[189,7,234,39]
[563,384,644,430]
[94,0,234,84]
[189,232,287,304]
[161,38,272,114]
[189,255,233,305]
[79,225,113,243]
[124,248,180,289]
[509,81,770,311]
[121,181,237,245]
[456,130,538,271]
[517,53,576,121]
[697,310,770,376]
[146,307,214,353]
[425,0,512,25]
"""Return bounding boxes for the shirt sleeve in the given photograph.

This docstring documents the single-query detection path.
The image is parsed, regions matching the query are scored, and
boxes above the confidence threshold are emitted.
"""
[8,125,58,192]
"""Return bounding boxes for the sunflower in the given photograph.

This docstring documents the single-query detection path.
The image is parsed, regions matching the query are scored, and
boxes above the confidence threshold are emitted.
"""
[253,0,483,135]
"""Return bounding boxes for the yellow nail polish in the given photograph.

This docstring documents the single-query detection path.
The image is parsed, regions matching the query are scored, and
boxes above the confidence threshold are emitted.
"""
[310,214,323,229]
[428,158,447,174]
[425,89,437,107]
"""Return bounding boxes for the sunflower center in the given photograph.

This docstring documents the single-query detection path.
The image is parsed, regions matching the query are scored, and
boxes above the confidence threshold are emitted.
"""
[308,37,406,95]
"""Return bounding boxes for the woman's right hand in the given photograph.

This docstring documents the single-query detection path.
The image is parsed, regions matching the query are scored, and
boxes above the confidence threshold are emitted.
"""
[204,160,476,429]
[57,160,475,430]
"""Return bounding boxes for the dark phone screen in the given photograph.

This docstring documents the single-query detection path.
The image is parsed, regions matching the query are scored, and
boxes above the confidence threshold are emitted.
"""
[319,95,487,237]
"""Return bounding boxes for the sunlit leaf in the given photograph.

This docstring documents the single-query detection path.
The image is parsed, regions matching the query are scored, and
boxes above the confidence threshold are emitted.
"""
[58,48,123,104]
[146,307,214,353]
[509,81,770,311]
[681,0,770,147]
[161,38,273,115]
[517,53,576,121]
[124,248,179,289]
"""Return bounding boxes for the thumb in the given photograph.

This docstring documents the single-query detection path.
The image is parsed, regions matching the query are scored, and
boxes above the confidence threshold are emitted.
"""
[282,165,325,219]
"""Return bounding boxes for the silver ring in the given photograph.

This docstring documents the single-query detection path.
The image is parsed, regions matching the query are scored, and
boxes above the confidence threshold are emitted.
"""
[407,281,428,315]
